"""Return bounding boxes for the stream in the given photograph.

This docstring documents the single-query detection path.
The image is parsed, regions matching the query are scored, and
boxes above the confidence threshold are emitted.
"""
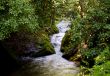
[11,20,79,76]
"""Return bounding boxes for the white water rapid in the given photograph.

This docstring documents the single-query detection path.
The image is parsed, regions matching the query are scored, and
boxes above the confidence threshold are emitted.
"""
[11,20,79,76]
[51,20,71,56]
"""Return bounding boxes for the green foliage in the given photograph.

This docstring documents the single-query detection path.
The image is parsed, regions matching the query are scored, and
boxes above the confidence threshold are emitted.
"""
[95,46,110,65]
[70,0,110,50]
[79,46,110,76]
[81,48,100,60]
[60,0,110,75]
[54,0,78,20]
[79,48,99,68]
[33,0,55,27]
[70,0,110,75]
[91,61,110,76]
[0,0,58,40]
[40,33,55,53]
[0,0,39,40]
[0,0,58,61]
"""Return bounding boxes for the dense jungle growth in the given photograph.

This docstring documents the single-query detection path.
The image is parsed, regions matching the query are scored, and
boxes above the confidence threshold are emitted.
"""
[0,0,110,76]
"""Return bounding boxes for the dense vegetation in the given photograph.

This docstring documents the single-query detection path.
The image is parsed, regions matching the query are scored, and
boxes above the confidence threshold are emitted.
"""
[0,0,57,56]
[61,0,110,76]
[0,0,110,76]
[0,0,57,75]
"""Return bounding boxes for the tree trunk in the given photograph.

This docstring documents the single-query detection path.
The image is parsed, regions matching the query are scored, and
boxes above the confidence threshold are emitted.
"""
[79,0,85,18]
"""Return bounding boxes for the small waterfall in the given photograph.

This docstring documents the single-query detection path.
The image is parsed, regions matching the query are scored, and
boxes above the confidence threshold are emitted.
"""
[51,20,71,56]
[11,20,79,76]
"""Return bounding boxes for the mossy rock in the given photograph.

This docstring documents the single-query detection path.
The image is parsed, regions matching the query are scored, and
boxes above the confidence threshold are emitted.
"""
[42,25,59,35]
[31,33,55,57]
[61,30,75,58]
[61,30,73,53]
[61,29,81,61]
[1,25,55,61]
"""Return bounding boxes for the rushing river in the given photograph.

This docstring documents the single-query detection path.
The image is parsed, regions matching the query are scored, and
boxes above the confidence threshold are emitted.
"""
[11,20,79,76]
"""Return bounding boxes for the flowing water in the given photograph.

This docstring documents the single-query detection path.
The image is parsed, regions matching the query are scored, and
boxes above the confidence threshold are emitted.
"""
[11,20,79,76]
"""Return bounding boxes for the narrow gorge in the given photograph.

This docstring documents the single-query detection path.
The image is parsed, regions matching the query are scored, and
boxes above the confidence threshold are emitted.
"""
[11,20,79,76]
